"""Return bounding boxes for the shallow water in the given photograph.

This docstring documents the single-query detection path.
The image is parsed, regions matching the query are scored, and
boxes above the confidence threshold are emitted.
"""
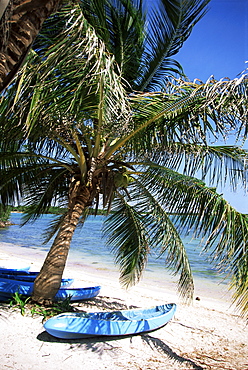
[0,212,227,286]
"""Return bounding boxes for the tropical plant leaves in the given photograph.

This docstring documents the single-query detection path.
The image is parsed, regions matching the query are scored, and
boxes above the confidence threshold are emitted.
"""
[0,0,248,316]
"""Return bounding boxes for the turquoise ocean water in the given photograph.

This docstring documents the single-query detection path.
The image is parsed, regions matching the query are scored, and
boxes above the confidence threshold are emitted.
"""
[0,212,226,287]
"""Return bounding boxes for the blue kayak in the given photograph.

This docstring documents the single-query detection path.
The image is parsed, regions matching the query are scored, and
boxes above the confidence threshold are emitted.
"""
[0,268,32,275]
[0,277,100,302]
[0,274,74,286]
[54,285,101,302]
[0,266,30,272]
[43,303,177,339]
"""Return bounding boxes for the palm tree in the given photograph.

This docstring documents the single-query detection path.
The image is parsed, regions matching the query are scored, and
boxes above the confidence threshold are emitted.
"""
[0,1,248,316]
[0,0,210,92]
[0,0,63,92]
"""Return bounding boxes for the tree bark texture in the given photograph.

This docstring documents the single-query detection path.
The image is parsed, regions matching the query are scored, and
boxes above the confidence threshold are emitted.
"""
[0,0,61,92]
[32,181,93,303]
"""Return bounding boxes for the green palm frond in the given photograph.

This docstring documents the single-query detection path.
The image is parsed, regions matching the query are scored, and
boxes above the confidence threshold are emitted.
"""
[78,0,145,88]
[20,167,69,224]
[41,207,90,244]
[110,75,248,158]
[137,166,248,314]
[231,256,248,314]
[32,4,73,54]
[0,4,131,143]
[37,8,131,132]
[128,178,194,299]
[102,181,194,299]
[137,0,210,91]
[0,0,247,315]
[103,194,151,287]
[41,213,67,245]
[105,91,239,161]
[0,150,69,218]
[78,0,210,91]
[0,151,44,204]
[143,144,248,191]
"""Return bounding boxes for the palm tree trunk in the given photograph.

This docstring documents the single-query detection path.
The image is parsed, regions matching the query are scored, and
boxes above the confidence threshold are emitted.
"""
[32,181,92,303]
[0,0,62,92]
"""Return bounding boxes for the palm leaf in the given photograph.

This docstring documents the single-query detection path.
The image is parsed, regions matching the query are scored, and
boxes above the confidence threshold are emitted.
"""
[137,144,248,192]
[78,0,145,89]
[103,194,151,287]
[103,183,194,300]
[0,150,69,217]
[128,178,194,299]
[137,166,248,315]
[107,75,248,159]
[137,0,210,90]
[42,207,90,244]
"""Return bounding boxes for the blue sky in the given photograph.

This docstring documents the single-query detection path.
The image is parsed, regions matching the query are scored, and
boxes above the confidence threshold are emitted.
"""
[176,0,248,213]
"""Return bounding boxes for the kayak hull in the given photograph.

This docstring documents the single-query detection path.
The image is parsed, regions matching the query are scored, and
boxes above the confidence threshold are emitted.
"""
[43,303,177,339]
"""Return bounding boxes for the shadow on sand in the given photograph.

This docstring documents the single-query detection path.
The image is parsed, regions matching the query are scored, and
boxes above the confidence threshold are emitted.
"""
[73,294,139,311]
[37,330,203,370]
[37,295,203,370]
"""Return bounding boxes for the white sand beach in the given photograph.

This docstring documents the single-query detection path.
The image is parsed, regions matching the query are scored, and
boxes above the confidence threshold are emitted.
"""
[0,243,247,370]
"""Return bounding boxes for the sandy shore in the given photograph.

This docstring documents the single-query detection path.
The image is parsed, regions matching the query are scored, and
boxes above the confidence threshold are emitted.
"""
[0,243,247,370]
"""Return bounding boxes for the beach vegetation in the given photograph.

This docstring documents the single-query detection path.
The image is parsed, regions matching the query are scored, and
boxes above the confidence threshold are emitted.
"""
[9,292,75,319]
[9,205,67,215]
[0,1,248,316]
[9,204,108,215]
[30,296,75,320]
[9,292,31,316]
[0,204,11,227]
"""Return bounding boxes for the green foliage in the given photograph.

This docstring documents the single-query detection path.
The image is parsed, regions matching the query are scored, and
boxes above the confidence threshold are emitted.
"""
[0,0,248,316]
[0,204,11,223]
[10,205,66,215]
[9,205,108,216]
[9,292,75,320]
[30,296,75,321]
[9,292,31,316]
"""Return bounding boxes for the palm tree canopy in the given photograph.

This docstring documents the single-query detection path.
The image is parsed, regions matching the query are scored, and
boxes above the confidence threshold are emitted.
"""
[77,0,210,91]
[0,0,248,315]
